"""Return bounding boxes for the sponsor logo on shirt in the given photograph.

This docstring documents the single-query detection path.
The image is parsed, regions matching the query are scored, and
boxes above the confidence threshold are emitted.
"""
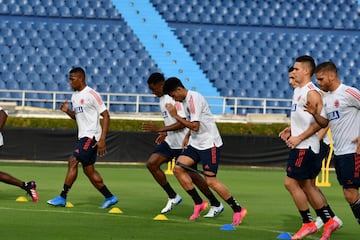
[291,104,297,112]
[162,110,168,118]
[74,106,84,114]
[327,110,340,121]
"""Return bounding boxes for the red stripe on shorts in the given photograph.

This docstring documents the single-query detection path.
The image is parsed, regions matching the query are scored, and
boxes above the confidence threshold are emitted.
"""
[211,145,217,164]
[83,137,92,150]
[295,149,306,167]
[354,153,360,178]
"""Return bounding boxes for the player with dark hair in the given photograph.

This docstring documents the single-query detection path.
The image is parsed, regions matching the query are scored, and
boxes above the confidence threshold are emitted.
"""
[279,56,341,240]
[281,62,342,238]
[143,72,224,217]
[0,107,38,202]
[163,77,247,225]
[305,62,360,229]
[47,67,118,208]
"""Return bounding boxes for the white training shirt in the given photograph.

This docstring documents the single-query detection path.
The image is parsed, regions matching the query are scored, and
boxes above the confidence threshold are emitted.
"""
[291,82,321,153]
[159,94,187,149]
[182,90,223,150]
[323,84,360,155]
[71,86,107,141]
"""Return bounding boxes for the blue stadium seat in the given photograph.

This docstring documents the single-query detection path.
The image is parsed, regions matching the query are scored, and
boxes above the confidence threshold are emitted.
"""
[0,90,11,99]
[110,105,125,112]
[0,63,6,73]
[58,82,71,91]
[125,105,136,112]
[151,105,160,112]
[1,72,13,82]
[220,88,233,97]
[58,6,71,16]
[70,6,83,16]
[5,36,17,46]
[0,0,357,114]
[94,8,107,18]
[0,45,10,55]
[6,80,19,90]
[19,79,33,90]
[139,105,151,112]
[44,81,58,91]
[33,4,46,15]
[0,3,8,13]
[7,62,20,72]
[83,7,95,18]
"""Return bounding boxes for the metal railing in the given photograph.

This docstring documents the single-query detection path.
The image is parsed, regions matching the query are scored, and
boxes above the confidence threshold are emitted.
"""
[0,89,292,116]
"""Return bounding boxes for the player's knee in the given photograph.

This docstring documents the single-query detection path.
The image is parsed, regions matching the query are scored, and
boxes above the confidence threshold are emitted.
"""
[146,156,165,171]
[205,176,217,188]
[146,160,155,171]
[173,164,185,176]
[284,179,293,192]
[343,188,358,204]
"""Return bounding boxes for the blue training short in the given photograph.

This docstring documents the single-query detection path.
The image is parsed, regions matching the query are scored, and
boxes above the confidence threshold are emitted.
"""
[73,137,97,166]
[181,145,220,174]
[334,153,360,189]
[318,140,330,162]
[153,141,183,162]
[287,147,318,180]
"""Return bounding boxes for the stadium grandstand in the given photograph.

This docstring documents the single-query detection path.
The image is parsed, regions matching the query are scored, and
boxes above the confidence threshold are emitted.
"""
[0,0,359,117]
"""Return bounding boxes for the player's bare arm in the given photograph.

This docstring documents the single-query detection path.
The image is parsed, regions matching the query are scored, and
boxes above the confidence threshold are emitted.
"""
[143,121,185,133]
[165,103,200,131]
[0,109,8,131]
[317,126,330,141]
[286,119,322,149]
[142,119,186,145]
[304,101,329,127]
[352,137,360,154]
[95,109,110,157]
[304,92,329,128]
[60,100,76,120]
[182,130,191,149]
[154,132,166,145]
[279,127,291,142]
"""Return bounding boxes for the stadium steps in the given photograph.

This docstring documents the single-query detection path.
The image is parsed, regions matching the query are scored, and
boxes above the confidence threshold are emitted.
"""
[112,0,228,113]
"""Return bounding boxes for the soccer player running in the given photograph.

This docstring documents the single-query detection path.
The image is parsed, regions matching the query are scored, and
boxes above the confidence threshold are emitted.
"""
[280,66,342,231]
[0,107,38,202]
[279,56,341,240]
[47,67,118,208]
[163,77,247,225]
[143,73,224,217]
[304,61,360,228]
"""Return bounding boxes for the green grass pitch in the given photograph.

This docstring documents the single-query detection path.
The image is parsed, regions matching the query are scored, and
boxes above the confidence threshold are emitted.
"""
[0,162,357,240]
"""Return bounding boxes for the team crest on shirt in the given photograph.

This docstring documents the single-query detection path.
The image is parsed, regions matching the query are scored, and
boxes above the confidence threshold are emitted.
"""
[80,99,85,105]
[334,99,339,108]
